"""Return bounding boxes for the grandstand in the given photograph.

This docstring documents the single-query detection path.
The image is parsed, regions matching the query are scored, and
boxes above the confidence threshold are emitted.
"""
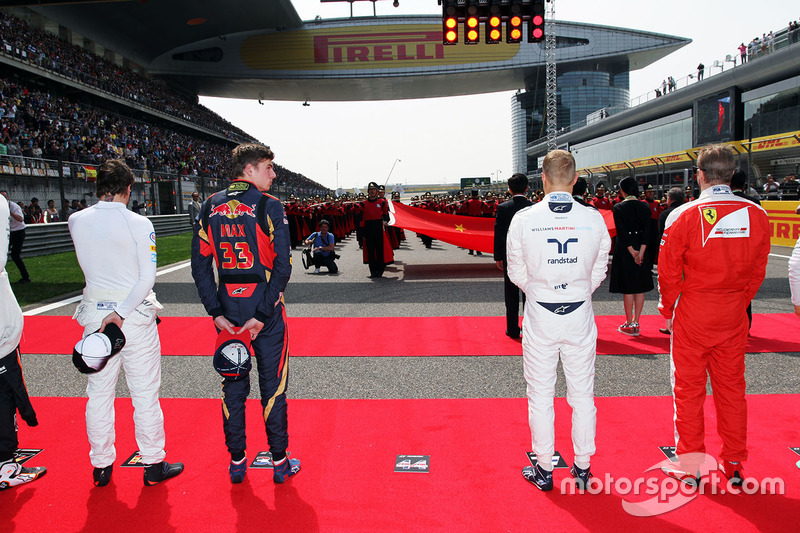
[0,8,329,217]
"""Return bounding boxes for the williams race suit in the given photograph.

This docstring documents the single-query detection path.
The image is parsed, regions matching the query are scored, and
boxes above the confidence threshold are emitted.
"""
[191,179,292,458]
[658,184,769,462]
[507,191,611,467]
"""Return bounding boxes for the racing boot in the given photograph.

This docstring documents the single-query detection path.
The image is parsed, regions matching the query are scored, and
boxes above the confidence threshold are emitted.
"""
[273,457,301,483]
[93,465,113,487]
[522,463,553,491]
[0,460,46,490]
[143,461,184,487]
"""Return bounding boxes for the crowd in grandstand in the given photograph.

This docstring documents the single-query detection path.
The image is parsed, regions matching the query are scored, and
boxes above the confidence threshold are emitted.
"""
[0,11,248,141]
[0,77,234,177]
[0,11,326,196]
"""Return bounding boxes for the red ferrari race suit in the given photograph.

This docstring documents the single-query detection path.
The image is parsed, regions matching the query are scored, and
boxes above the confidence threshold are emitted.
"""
[658,184,769,462]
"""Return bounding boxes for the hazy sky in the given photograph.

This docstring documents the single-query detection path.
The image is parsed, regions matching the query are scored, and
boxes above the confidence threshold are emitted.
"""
[200,0,798,190]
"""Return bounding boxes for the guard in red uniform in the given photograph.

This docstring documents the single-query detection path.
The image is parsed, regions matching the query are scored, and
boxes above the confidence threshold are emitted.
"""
[658,145,770,487]
[641,184,662,265]
[360,182,390,278]
[416,192,437,248]
[592,185,613,210]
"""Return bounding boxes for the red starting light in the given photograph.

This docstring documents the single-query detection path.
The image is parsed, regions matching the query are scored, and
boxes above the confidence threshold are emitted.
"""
[465,16,480,44]
[443,16,458,45]
[486,15,501,44]
[507,14,523,43]
[529,5,545,43]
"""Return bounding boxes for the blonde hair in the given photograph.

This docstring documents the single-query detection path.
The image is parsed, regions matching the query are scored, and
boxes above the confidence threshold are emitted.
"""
[542,150,576,186]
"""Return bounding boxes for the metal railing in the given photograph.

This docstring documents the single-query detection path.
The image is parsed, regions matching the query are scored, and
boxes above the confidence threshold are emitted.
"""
[0,155,330,217]
[20,214,192,258]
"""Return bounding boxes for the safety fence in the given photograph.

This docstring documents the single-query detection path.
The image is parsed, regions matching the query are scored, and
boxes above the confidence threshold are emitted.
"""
[19,214,192,258]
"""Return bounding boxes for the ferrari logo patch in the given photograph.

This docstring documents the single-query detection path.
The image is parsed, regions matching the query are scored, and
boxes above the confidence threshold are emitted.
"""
[703,208,717,225]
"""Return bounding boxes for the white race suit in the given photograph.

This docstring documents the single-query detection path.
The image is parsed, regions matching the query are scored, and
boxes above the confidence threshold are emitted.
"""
[506,191,611,467]
[69,201,166,468]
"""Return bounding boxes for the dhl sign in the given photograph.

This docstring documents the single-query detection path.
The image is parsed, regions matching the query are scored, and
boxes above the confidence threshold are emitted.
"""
[630,158,656,168]
[659,152,694,163]
[241,24,519,71]
[739,130,800,153]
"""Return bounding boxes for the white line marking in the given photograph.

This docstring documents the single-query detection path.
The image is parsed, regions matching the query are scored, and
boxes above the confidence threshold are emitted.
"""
[23,261,191,316]
[23,295,82,316]
[770,253,791,259]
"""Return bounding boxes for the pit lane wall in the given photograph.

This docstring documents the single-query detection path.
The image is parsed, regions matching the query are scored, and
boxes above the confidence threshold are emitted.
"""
[763,201,800,246]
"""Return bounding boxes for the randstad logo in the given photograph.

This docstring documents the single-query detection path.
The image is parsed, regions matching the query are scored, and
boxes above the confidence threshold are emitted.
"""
[209,200,257,220]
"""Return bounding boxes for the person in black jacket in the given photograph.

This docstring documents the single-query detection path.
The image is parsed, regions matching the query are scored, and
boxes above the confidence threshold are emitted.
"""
[493,173,533,338]
[730,169,760,328]
[609,177,654,336]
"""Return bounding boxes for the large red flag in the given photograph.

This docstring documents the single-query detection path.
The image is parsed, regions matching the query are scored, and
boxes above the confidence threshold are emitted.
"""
[389,201,616,254]
[390,202,495,253]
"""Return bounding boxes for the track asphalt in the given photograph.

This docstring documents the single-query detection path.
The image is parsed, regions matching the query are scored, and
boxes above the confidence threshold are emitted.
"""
[18,234,799,400]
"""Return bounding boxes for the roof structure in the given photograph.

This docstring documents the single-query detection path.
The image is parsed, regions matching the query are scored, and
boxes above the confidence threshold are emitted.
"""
[29,0,303,66]
[21,2,688,102]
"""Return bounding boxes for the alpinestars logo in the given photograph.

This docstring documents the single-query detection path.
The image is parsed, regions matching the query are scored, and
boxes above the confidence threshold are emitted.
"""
[232,287,249,295]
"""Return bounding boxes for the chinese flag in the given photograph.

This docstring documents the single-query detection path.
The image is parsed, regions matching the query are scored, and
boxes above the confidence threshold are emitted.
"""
[389,202,497,254]
[390,201,616,255]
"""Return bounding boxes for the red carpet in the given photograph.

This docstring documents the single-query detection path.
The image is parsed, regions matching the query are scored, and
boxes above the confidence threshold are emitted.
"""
[5,395,800,532]
[20,313,800,357]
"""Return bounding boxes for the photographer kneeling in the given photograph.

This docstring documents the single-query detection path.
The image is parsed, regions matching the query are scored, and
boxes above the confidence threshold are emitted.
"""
[304,219,338,274]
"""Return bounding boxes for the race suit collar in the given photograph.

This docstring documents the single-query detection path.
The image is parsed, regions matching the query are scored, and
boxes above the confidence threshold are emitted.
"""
[699,184,733,199]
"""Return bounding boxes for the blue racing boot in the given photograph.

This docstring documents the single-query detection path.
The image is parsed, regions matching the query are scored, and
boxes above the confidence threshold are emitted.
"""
[273,457,301,484]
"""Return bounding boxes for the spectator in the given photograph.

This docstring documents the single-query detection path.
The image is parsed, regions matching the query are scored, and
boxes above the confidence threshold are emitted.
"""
[44,199,59,223]
[697,62,705,81]
[26,197,43,224]
[0,191,30,283]
[763,174,780,199]
[780,174,799,201]
[187,192,201,226]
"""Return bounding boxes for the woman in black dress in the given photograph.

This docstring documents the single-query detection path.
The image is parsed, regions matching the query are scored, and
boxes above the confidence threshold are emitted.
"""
[609,177,654,336]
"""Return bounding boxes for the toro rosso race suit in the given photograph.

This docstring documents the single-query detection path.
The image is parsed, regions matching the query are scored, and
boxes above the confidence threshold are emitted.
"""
[191,180,292,459]
[507,192,611,468]
[658,184,769,462]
